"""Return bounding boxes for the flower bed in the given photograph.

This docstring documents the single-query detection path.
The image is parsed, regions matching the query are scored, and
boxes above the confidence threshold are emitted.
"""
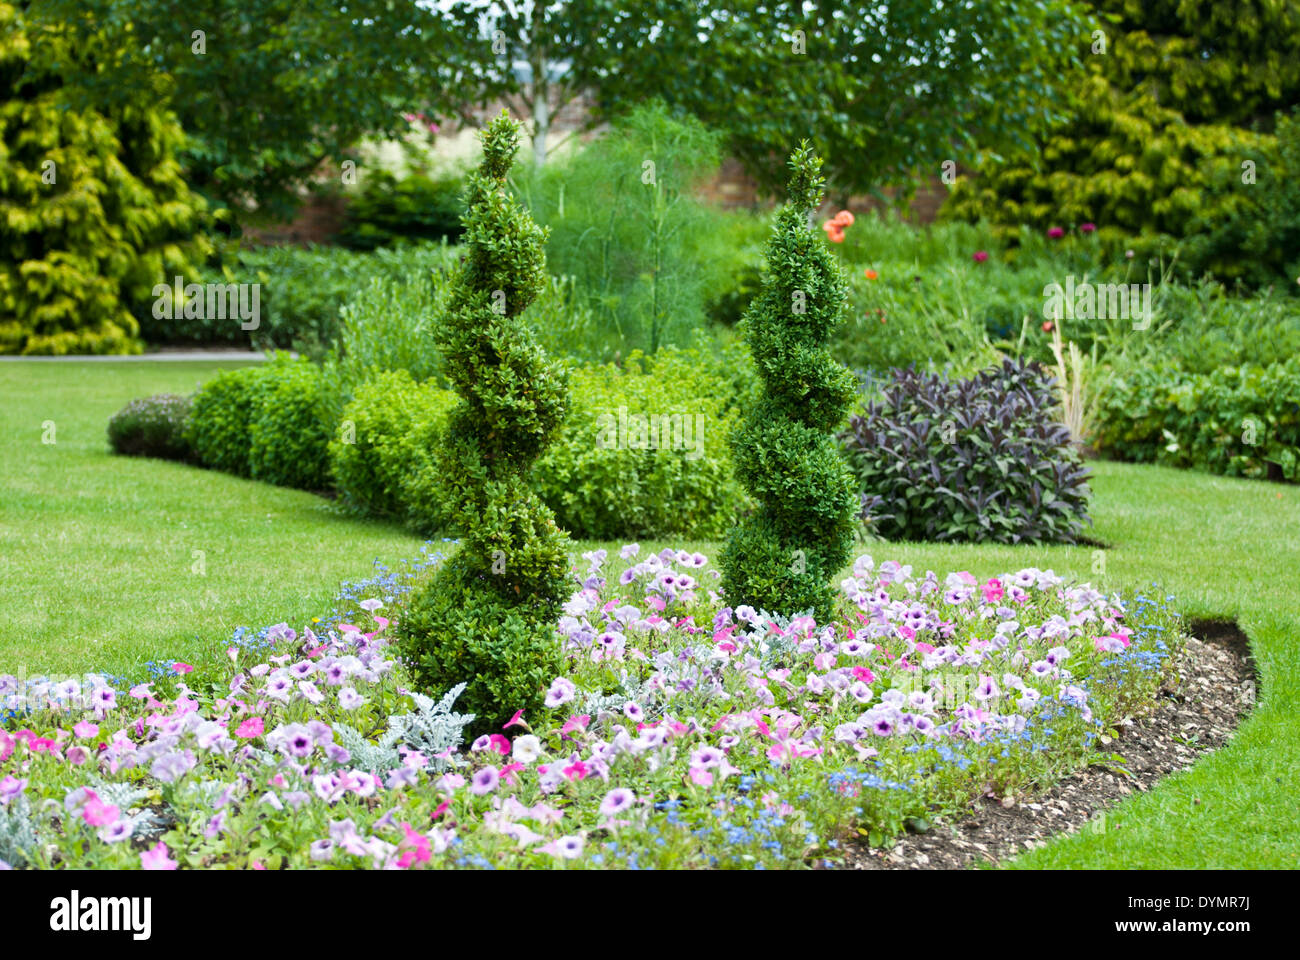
[0,547,1181,870]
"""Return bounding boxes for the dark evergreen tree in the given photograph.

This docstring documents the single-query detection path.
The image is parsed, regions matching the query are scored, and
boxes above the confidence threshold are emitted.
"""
[719,143,858,622]
[395,113,571,732]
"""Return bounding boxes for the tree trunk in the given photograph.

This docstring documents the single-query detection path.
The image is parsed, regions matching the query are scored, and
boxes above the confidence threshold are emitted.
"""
[530,30,549,171]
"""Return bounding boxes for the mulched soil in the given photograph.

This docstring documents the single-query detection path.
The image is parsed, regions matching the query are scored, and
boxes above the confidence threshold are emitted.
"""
[840,619,1257,869]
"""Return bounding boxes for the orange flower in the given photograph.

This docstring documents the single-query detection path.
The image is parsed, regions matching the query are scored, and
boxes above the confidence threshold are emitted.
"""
[864,269,878,280]
[827,227,845,243]
[1042,320,1054,332]
[833,210,855,228]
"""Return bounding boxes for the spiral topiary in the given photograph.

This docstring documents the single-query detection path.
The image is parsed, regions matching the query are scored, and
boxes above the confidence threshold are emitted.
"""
[395,113,572,732]
[719,142,859,621]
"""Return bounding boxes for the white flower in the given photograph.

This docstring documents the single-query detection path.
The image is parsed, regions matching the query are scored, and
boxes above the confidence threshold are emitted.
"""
[512,735,543,764]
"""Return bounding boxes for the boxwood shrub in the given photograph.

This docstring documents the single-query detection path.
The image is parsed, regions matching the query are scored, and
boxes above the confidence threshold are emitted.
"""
[532,346,753,540]
[842,358,1092,544]
[186,356,332,487]
[330,344,755,540]
[107,393,194,461]
[184,365,273,476]
[248,359,334,491]
[1096,356,1300,481]
[330,370,458,529]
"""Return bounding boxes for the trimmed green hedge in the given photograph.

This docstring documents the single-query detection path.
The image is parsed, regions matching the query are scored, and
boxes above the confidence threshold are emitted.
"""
[1097,357,1300,481]
[186,356,334,488]
[185,365,270,477]
[328,344,756,540]
[329,369,458,530]
[249,361,333,491]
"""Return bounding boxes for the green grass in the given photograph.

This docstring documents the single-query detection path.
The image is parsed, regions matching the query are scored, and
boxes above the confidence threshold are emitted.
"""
[2,360,1297,867]
[0,361,424,678]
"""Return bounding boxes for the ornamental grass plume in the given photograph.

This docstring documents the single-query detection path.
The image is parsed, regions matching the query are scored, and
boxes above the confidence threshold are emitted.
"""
[395,112,571,733]
[719,142,859,620]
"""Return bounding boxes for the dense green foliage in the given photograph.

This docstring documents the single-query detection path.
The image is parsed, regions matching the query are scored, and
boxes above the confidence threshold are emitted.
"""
[184,365,271,477]
[534,345,755,540]
[719,145,859,620]
[395,114,571,731]
[1178,109,1300,290]
[0,2,209,355]
[338,170,465,251]
[517,104,728,360]
[330,370,457,528]
[330,344,756,541]
[592,0,1089,197]
[34,0,455,220]
[844,360,1093,544]
[1097,357,1300,481]
[140,242,458,358]
[945,1,1300,290]
[106,393,194,460]
[248,360,333,491]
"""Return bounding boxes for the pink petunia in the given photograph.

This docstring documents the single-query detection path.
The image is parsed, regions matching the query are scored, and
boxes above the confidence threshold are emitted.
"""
[73,721,99,739]
[235,716,264,739]
[141,842,178,871]
[83,797,120,827]
[172,663,194,675]
[560,714,590,736]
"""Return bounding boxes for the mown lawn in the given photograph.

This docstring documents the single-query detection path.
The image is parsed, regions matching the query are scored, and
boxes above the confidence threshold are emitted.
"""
[0,361,425,678]
[1,360,1296,867]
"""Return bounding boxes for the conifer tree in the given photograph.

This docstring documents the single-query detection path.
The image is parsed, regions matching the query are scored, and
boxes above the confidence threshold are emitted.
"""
[396,113,572,730]
[719,143,858,621]
[944,0,1300,286]
[0,3,209,354]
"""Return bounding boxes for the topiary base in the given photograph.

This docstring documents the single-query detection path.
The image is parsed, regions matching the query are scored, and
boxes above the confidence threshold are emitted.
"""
[393,553,565,737]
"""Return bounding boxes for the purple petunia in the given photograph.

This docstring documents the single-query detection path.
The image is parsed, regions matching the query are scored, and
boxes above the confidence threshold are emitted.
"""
[470,766,500,796]
[598,788,636,818]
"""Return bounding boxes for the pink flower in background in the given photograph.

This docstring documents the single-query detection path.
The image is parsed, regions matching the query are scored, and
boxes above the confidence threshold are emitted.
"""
[982,579,1005,603]
[235,716,264,739]
[502,709,526,730]
[1047,226,1065,239]
[172,663,194,675]
[141,842,178,871]
[0,730,13,764]
[972,250,989,263]
[83,797,119,827]
[1079,222,1096,233]
[73,721,98,739]
[560,714,590,736]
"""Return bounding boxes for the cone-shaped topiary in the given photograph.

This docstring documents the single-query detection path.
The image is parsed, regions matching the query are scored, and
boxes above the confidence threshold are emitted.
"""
[719,143,859,621]
[395,113,572,732]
